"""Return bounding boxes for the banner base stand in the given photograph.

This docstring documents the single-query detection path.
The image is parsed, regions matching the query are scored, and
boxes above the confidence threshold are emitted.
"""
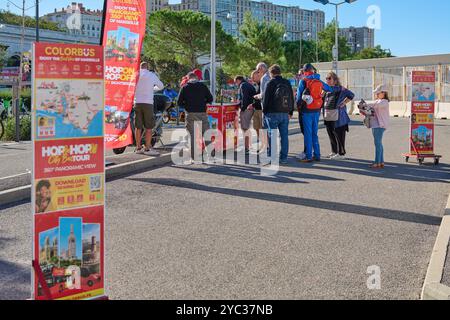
[32,260,53,300]
[403,139,442,165]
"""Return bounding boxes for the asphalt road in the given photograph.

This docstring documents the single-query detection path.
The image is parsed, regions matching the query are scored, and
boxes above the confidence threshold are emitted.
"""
[1,117,449,300]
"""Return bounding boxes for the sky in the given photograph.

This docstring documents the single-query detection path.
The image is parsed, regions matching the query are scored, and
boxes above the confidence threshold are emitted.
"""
[2,0,450,57]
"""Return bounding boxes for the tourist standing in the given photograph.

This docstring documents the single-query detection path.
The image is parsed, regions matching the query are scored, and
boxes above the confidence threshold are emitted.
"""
[262,65,295,164]
[177,72,214,163]
[296,64,334,163]
[235,76,257,154]
[134,62,164,156]
[366,85,390,169]
[323,72,355,160]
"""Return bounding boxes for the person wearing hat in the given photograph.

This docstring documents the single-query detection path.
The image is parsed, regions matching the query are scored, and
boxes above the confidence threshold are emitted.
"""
[295,63,334,163]
[367,84,390,169]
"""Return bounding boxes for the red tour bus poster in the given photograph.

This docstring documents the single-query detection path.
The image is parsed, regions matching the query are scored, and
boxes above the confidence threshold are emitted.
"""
[102,0,147,150]
[410,71,436,155]
[32,42,106,300]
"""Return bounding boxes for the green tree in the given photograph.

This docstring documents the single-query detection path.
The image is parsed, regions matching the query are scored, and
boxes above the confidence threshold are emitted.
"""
[318,20,351,62]
[0,10,62,31]
[147,59,190,87]
[143,10,238,69]
[282,40,319,74]
[224,12,285,76]
[353,45,394,60]
[0,46,7,69]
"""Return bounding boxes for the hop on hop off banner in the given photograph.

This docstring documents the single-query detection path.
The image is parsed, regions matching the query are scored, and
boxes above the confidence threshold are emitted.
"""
[102,0,147,149]
[410,71,436,155]
[32,42,106,300]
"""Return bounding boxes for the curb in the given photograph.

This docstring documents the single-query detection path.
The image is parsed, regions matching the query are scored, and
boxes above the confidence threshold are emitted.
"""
[0,152,173,207]
[421,195,450,300]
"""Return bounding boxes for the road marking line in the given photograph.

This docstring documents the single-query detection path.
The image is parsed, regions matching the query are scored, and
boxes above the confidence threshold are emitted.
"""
[0,172,30,181]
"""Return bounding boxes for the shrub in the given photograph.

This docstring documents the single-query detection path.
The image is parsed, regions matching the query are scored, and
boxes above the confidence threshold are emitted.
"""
[3,115,31,141]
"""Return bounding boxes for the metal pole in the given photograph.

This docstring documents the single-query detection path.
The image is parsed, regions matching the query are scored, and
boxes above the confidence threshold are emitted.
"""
[300,29,303,69]
[16,0,26,142]
[316,31,319,63]
[36,0,39,41]
[335,4,339,74]
[210,0,216,103]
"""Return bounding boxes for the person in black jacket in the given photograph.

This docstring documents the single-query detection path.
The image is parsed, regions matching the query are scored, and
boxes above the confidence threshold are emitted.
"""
[235,76,256,153]
[177,72,214,163]
[262,65,294,164]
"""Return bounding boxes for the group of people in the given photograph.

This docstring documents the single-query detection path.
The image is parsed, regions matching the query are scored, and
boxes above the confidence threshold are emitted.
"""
[233,62,390,168]
[133,61,391,168]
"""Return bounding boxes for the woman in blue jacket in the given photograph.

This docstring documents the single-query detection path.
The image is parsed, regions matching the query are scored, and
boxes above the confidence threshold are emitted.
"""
[323,72,355,160]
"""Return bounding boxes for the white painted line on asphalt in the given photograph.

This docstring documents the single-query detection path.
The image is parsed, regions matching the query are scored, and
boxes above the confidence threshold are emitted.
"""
[0,172,30,181]
[421,194,450,300]
[0,152,173,206]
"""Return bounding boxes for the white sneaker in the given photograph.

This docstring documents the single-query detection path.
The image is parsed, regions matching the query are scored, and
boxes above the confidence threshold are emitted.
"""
[333,154,346,160]
[296,152,307,160]
[135,148,145,155]
[144,149,160,156]
[328,153,337,159]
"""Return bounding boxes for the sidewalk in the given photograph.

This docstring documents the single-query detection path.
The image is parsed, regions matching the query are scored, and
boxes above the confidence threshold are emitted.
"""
[0,125,182,193]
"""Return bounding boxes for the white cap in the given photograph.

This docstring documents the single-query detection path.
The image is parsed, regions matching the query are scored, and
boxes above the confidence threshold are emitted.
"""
[373,84,387,94]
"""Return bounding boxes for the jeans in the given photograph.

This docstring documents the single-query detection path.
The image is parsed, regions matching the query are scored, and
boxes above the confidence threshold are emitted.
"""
[302,112,321,160]
[372,128,386,164]
[264,113,290,161]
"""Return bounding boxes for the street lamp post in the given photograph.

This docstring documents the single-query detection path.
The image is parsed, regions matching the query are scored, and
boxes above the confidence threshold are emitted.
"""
[36,0,39,41]
[206,3,232,103]
[210,0,216,102]
[313,0,358,74]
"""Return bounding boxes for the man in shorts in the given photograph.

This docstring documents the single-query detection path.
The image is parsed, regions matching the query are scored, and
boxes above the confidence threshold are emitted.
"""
[134,62,164,156]
[235,76,256,154]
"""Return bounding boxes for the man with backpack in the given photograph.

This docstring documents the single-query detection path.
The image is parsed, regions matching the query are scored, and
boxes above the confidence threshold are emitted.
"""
[262,65,295,165]
[296,64,334,163]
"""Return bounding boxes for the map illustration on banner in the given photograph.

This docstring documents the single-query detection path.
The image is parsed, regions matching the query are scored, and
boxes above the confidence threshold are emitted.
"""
[32,42,106,300]
[35,80,104,139]
[103,0,147,149]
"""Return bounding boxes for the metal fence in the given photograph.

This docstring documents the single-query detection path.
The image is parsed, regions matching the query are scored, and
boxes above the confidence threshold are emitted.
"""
[315,54,450,103]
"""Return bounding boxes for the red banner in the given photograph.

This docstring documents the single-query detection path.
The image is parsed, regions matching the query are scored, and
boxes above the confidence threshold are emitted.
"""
[102,0,147,149]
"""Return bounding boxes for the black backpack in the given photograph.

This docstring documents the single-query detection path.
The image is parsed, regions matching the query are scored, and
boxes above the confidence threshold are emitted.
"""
[273,80,293,113]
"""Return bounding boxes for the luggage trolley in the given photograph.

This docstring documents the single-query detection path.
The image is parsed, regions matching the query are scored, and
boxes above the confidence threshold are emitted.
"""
[403,138,442,165]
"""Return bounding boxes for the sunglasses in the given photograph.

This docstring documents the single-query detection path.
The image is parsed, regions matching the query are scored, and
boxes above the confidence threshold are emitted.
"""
[326,77,333,80]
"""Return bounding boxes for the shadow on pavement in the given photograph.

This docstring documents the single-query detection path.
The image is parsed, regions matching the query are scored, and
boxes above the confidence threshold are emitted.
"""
[312,158,450,184]
[0,237,30,300]
[174,163,345,184]
[128,177,442,226]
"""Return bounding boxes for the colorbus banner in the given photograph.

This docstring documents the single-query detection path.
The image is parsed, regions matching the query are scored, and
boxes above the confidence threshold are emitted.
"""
[32,42,106,300]
[102,0,147,149]
[410,71,436,155]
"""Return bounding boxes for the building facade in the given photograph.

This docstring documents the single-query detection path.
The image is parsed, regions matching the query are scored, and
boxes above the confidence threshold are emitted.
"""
[0,23,99,62]
[339,26,375,54]
[42,2,103,40]
[169,0,325,41]
[147,0,170,14]
[67,224,77,260]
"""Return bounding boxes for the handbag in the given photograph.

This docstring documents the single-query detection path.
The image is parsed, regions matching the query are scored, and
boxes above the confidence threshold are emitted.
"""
[324,109,339,121]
